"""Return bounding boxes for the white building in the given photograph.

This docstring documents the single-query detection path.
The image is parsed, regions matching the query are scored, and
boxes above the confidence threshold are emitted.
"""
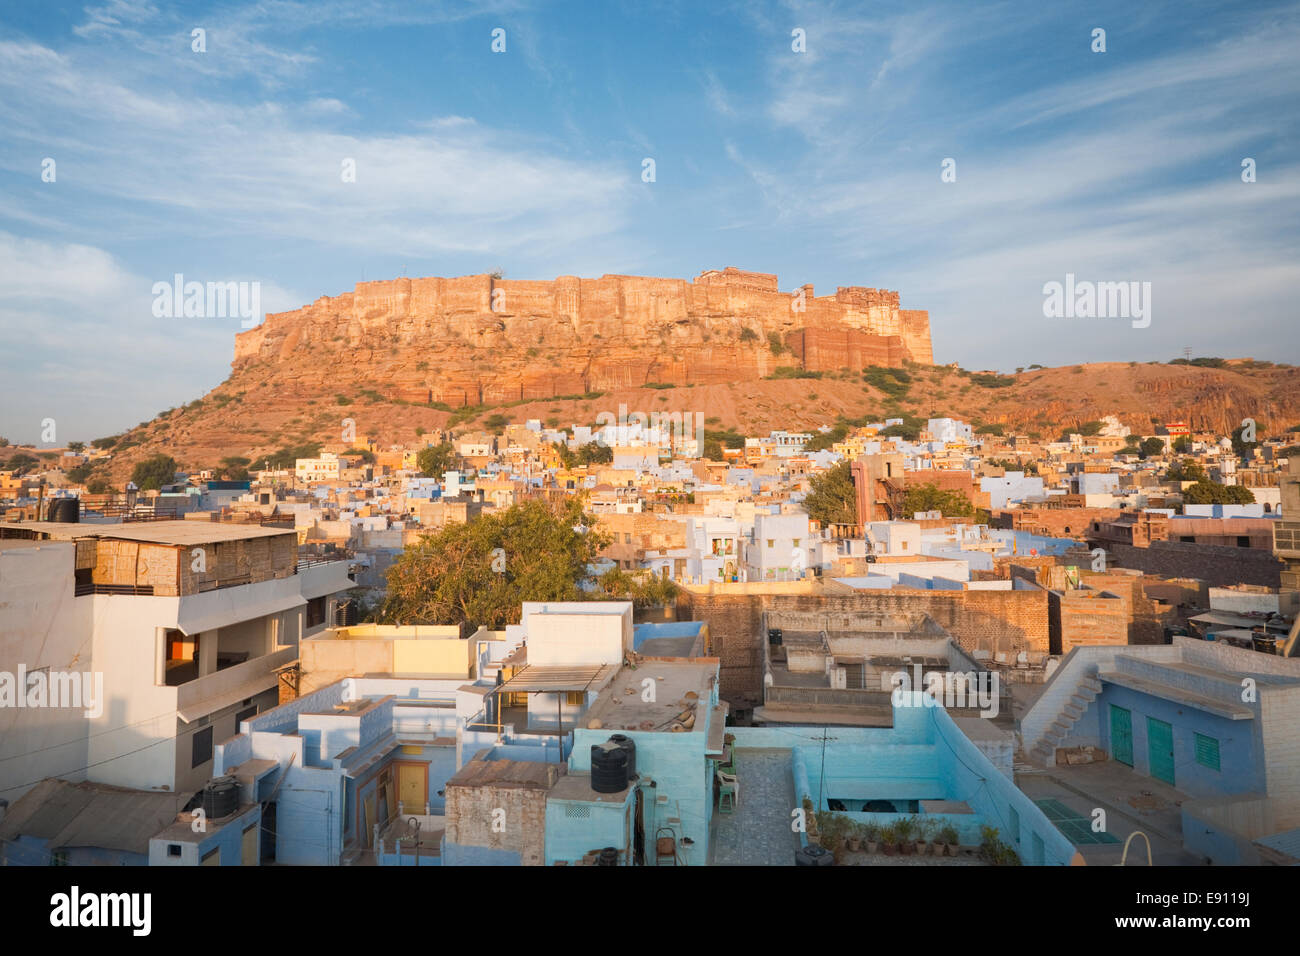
[748,513,812,581]
[295,453,341,483]
[0,521,354,801]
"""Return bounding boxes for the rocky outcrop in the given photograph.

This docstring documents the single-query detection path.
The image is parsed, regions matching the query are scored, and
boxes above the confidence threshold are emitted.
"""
[232,267,933,406]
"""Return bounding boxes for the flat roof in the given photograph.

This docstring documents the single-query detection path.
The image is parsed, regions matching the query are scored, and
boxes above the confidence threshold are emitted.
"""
[3,519,293,546]
[583,660,716,733]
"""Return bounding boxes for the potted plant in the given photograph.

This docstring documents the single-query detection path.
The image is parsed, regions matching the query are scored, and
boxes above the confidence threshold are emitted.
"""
[979,825,1022,865]
[881,822,899,856]
[847,824,862,853]
[895,816,915,855]
[938,824,959,857]
[864,823,880,854]
[918,817,938,855]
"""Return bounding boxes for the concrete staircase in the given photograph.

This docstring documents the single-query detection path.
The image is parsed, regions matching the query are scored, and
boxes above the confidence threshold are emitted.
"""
[1028,676,1102,766]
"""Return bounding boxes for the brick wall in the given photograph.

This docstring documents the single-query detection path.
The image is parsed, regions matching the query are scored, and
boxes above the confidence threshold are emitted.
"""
[1109,540,1283,589]
[680,588,1049,707]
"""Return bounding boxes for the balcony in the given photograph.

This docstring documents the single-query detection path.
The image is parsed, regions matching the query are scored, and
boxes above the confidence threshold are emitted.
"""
[175,646,297,722]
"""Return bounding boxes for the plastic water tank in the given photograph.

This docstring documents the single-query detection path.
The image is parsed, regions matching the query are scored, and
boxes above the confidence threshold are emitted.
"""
[608,734,637,779]
[590,742,629,793]
[202,775,240,820]
[47,498,80,523]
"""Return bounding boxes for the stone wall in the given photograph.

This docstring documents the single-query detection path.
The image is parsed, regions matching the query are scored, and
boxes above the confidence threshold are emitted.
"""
[680,588,1049,707]
[1108,540,1284,589]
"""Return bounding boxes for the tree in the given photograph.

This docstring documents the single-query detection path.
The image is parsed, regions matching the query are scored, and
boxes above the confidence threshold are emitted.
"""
[1231,423,1256,459]
[595,567,681,608]
[380,499,609,627]
[880,422,921,441]
[702,438,725,461]
[1139,437,1166,459]
[219,456,251,481]
[417,442,458,478]
[343,447,376,464]
[1166,458,1207,483]
[67,441,85,453]
[805,425,848,453]
[803,460,857,526]
[577,442,613,466]
[902,482,975,518]
[484,413,509,433]
[1183,481,1255,505]
[131,454,178,490]
[6,453,39,475]
[65,463,94,485]
[1172,436,1192,454]
[87,478,113,495]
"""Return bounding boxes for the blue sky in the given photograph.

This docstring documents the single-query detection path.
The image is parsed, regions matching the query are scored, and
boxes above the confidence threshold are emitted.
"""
[2,0,1298,442]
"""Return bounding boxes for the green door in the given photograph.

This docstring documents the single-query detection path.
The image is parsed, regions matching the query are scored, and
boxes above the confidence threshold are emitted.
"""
[1147,717,1175,785]
[1110,705,1133,766]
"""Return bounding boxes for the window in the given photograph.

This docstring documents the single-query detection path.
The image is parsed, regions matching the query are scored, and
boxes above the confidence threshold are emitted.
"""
[1194,733,1221,771]
[767,539,775,548]
[168,844,182,857]
[235,705,257,728]
[305,595,326,629]
[192,727,213,768]
[1236,536,1251,548]
[1008,806,1021,845]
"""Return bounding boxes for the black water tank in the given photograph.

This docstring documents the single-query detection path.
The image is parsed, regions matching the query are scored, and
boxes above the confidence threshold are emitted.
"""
[597,847,619,866]
[202,775,240,819]
[608,734,637,779]
[336,601,359,627]
[795,844,834,866]
[47,498,80,523]
[590,742,629,793]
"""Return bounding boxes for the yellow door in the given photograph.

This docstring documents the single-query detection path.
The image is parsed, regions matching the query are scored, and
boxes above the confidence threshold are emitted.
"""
[241,824,258,865]
[398,763,427,813]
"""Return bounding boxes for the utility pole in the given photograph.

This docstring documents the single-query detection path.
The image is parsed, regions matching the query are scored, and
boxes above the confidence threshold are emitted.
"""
[817,728,838,810]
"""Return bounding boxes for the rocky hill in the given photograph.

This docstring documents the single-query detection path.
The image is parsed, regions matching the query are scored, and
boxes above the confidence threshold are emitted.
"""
[35,268,1298,481]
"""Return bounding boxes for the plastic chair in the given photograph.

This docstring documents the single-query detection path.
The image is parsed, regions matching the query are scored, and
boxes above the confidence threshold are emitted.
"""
[716,769,739,813]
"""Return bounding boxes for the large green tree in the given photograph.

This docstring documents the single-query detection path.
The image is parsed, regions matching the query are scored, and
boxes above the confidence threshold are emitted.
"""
[1166,458,1207,483]
[381,499,609,627]
[1182,481,1255,505]
[803,460,857,526]
[1138,437,1166,459]
[417,442,459,478]
[902,482,975,518]
[130,454,178,490]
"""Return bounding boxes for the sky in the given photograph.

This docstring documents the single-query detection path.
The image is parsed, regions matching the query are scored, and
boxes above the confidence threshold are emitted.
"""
[1,0,1298,442]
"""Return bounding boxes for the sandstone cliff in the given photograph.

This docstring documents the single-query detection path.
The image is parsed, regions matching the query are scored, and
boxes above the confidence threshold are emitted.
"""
[231,267,934,405]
